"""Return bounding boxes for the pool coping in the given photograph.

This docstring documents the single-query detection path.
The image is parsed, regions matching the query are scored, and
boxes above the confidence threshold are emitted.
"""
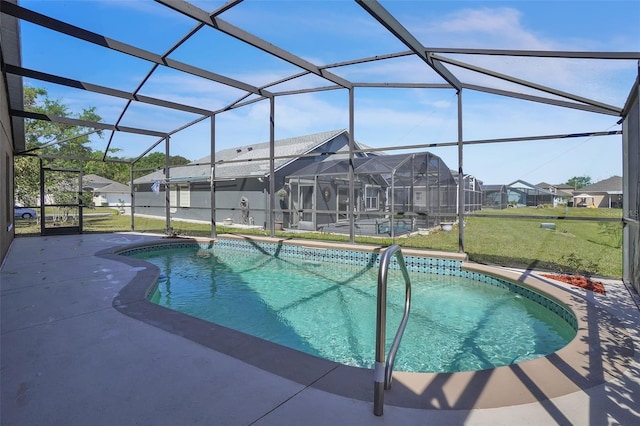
[100,235,636,410]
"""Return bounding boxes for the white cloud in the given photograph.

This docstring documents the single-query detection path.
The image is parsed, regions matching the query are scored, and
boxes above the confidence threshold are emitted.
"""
[21,1,633,185]
[400,7,637,108]
[412,7,549,50]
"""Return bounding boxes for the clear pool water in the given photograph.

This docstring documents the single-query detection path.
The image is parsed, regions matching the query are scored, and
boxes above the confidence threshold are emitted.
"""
[136,246,576,373]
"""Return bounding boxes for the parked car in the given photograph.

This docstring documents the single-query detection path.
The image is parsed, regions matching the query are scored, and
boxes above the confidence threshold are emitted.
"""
[14,206,38,219]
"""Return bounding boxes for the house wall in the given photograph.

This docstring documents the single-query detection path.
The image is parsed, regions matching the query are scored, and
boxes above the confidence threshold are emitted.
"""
[594,194,609,208]
[207,179,268,226]
[574,194,600,208]
[92,195,107,207]
[134,178,270,226]
[0,1,22,262]
[106,193,130,207]
[592,194,606,208]
[1,68,15,262]
[573,193,622,209]
[131,132,357,228]
[93,193,131,207]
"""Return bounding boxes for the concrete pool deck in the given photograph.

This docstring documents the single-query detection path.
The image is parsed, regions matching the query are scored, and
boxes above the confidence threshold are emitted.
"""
[1,233,639,425]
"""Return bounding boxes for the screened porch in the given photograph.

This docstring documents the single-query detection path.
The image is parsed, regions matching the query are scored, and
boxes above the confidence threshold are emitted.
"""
[283,152,458,237]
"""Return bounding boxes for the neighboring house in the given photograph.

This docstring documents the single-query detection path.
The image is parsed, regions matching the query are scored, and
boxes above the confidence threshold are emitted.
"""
[132,129,371,227]
[482,184,508,209]
[93,182,132,207]
[83,174,117,190]
[83,174,131,207]
[535,181,574,206]
[507,180,556,207]
[572,176,623,208]
[556,183,576,195]
[284,152,461,233]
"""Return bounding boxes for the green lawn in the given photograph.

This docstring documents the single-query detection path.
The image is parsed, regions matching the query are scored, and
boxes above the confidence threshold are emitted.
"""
[15,206,623,278]
[405,215,622,278]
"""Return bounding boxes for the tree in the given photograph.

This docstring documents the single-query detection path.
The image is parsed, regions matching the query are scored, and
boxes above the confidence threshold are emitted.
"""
[566,176,592,190]
[131,152,191,181]
[84,150,130,184]
[22,86,101,160]
[15,86,193,207]
[134,152,191,171]
[13,156,40,206]
[15,86,103,208]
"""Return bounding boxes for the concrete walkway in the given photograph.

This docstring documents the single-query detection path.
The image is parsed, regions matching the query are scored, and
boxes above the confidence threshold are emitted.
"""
[1,233,639,425]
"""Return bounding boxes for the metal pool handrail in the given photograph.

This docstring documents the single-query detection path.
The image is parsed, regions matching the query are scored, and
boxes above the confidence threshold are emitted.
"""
[373,244,412,416]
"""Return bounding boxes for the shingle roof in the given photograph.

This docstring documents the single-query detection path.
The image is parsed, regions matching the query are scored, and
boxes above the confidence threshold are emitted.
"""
[577,175,622,193]
[535,181,557,190]
[535,182,573,197]
[95,182,130,193]
[508,180,555,195]
[83,174,118,188]
[133,129,357,184]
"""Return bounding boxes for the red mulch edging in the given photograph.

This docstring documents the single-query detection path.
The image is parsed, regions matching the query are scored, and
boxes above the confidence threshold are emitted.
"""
[540,274,606,295]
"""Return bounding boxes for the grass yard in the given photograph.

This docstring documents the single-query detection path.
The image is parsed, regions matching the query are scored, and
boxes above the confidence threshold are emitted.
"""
[14,206,623,278]
[405,215,622,278]
[400,207,622,277]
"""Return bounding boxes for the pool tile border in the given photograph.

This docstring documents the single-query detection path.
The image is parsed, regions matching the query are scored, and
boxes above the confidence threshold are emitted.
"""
[105,235,635,410]
[119,236,577,330]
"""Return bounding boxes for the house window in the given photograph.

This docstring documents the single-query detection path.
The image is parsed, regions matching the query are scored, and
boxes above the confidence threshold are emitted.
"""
[170,184,191,209]
[169,186,177,213]
[178,184,190,207]
[414,189,427,207]
[365,185,379,210]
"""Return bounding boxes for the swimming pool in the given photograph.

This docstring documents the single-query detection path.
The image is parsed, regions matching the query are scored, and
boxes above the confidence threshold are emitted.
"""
[125,238,576,374]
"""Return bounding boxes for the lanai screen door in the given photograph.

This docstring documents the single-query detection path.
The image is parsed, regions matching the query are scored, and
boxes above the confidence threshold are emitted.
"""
[40,163,83,236]
[337,185,349,222]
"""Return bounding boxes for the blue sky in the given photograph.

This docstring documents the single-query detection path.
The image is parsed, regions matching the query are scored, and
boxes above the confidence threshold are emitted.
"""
[17,0,640,185]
